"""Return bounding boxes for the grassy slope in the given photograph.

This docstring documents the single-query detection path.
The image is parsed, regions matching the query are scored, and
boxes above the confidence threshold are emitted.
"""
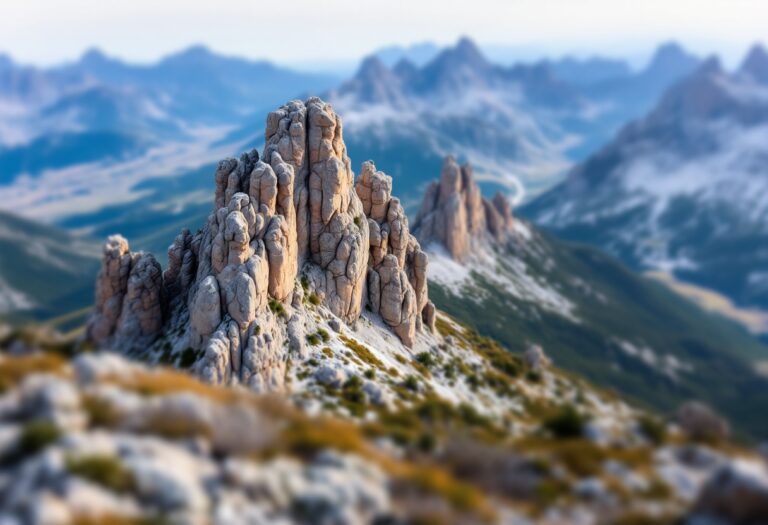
[0,211,99,323]
[430,230,768,440]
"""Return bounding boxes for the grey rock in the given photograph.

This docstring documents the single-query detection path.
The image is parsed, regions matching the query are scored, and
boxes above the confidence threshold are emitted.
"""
[315,365,348,389]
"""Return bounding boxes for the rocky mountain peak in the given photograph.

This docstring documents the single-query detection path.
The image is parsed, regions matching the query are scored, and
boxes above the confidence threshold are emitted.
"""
[650,56,730,123]
[336,55,404,105]
[739,43,768,84]
[412,156,515,262]
[87,97,436,390]
[416,37,494,94]
[645,41,699,77]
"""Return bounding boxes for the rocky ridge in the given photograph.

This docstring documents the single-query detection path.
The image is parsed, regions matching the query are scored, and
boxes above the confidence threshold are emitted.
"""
[87,97,435,391]
[412,156,515,262]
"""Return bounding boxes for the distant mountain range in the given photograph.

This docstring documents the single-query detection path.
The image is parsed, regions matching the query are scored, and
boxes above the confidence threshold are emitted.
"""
[0,46,339,191]
[524,44,768,317]
[321,38,700,209]
[0,38,711,324]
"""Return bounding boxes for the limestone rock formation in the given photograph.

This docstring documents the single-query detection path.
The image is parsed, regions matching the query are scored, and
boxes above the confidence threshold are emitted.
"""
[413,156,515,261]
[356,161,434,346]
[87,235,164,352]
[87,97,436,391]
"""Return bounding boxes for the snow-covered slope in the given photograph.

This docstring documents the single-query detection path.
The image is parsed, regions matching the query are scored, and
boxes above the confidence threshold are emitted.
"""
[525,44,768,313]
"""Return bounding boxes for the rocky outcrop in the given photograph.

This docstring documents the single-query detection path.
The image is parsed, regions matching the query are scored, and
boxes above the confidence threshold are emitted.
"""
[356,161,434,346]
[413,156,515,261]
[676,401,730,442]
[691,461,768,524]
[87,97,436,390]
[87,235,164,352]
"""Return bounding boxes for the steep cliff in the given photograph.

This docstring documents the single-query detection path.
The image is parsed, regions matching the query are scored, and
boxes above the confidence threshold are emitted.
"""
[87,97,435,391]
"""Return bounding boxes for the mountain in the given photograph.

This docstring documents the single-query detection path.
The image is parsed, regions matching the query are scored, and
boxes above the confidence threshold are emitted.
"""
[524,44,768,315]
[373,41,441,67]
[318,37,592,207]
[53,45,341,124]
[415,157,768,440]
[318,38,701,207]
[0,210,99,321]
[5,95,767,525]
[545,55,632,86]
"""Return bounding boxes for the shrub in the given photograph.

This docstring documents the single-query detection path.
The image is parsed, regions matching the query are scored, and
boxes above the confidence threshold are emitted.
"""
[543,405,588,439]
[525,370,542,383]
[66,454,136,494]
[637,414,667,445]
[82,394,120,428]
[308,294,321,306]
[268,299,286,317]
[364,368,375,380]
[342,376,366,409]
[403,375,420,392]
[306,334,321,346]
[18,420,61,457]
[317,329,330,342]
[415,352,435,368]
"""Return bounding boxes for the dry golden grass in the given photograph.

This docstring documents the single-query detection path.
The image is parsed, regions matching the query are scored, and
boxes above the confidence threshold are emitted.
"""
[514,437,652,478]
[275,413,495,522]
[103,368,244,405]
[0,353,68,392]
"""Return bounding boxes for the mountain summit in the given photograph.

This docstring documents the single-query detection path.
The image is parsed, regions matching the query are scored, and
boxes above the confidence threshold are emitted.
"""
[88,97,437,389]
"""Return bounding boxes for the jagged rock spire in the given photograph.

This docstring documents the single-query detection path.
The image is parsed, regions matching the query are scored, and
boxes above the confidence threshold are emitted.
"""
[412,156,514,261]
[87,97,436,390]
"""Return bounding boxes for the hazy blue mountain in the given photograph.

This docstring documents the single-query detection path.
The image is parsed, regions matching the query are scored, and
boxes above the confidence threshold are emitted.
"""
[317,38,702,208]
[53,46,340,124]
[524,44,768,312]
[373,41,441,67]
[545,55,632,86]
[0,46,342,224]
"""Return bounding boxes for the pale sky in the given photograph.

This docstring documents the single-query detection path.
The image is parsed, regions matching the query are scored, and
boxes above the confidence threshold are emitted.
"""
[1,0,766,68]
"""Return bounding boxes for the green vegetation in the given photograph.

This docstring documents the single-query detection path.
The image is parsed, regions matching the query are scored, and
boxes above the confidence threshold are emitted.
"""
[430,233,768,439]
[542,404,589,439]
[637,414,667,445]
[268,298,286,318]
[82,394,120,428]
[66,454,137,494]
[307,293,320,306]
[18,420,61,457]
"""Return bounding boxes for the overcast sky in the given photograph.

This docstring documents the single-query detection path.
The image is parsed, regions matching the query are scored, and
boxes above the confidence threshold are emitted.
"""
[1,0,766,68]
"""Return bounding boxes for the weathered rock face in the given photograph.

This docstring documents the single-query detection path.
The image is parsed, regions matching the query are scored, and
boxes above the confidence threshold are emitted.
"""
[87,235,164,352]
[87,97,436,390]
[356,161,434,346]
[412,156,515,261]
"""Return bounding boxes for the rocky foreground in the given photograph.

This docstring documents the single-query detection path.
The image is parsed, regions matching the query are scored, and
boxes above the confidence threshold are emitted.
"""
[2,325,768,525]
